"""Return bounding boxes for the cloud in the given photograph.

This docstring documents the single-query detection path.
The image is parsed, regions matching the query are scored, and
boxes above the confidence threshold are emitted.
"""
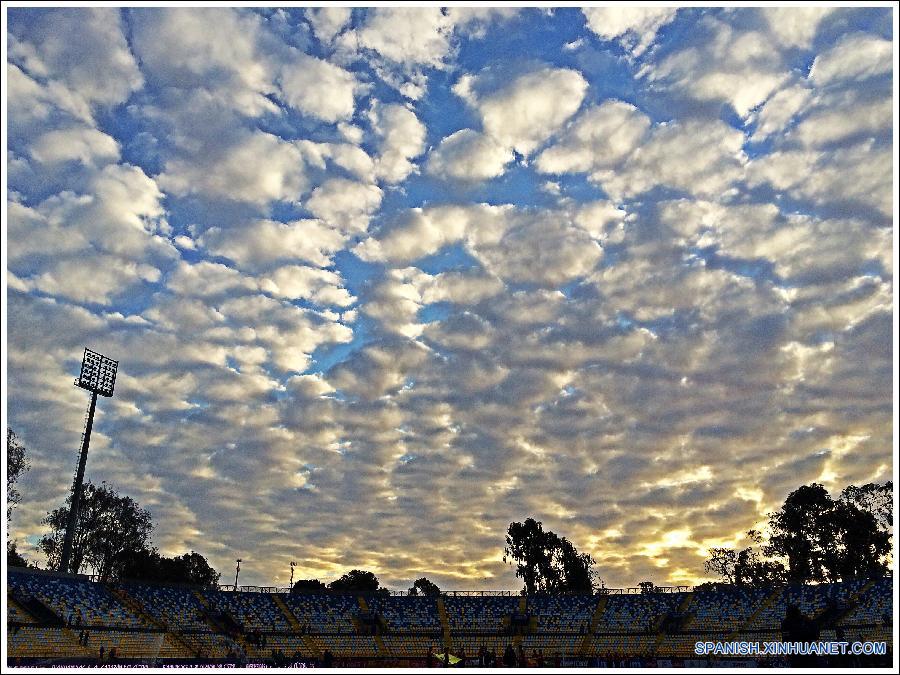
[277,52,360,123]
[306,7,352,44]
[6,7,892,592]
[29,126,120,166]
[808,32,893,86]
[426,129,514,181]
[368,102,427,183]
[582,7,678,56]
[306,178,384,233]
[454,66,588,155]
[340,7,452,69]
[762,7,835,48]
[549,116,747,201]
[536,100,651,175]
[158,131,315,205]
[260,266,356,307]
[8,7,143,121]
[640,15,788,118]
[747,141,892,217]
[201,219,347,270]
[131,7,275,117]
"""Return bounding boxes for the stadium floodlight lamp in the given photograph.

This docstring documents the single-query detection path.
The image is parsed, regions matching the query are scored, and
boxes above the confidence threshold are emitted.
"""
[75,348,118,397]
[59,348,118,574]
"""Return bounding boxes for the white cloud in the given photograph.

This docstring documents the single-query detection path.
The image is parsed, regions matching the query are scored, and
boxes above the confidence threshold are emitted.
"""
[307,7,352,44]
[260,266,355,307]
[201,219,346,270]
[536,100,651,175]
[368,102,427,183]
[590,120,746,200]
[166,260,258,299]
[343,7,452,69]
[641,17,788,118]
[426,129,514,181]
[762,7,835,48]
[9,7,143,121]
[750,85,814,141]
[159,132,314,204]
[454,66,588,155]
[791,97,891,148]
[278,52,360,123]
[29,126,120,166]
[305,178,384,233]
[747,141,892,217]
[809,32,892,86]
[131,7,276,117]
[582,7,677,56]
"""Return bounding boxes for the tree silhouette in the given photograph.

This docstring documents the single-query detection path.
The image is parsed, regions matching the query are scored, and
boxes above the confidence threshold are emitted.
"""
[119,549,220,586]
[40,480,153,580]
[409,577,441,597]
[503,518,597,595]
[704,482,891,585]
[292,579,327,594]
[7,429,30,522]
[329,569,385,594]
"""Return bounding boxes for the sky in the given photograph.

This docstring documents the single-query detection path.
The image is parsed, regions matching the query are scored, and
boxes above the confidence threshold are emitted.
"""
[3,5,895,590]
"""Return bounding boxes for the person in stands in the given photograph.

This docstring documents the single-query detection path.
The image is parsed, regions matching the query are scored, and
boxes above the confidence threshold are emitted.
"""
[503,643,516,667]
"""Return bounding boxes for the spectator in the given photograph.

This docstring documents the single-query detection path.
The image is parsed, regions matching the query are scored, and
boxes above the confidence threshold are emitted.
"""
[503,644,516,667]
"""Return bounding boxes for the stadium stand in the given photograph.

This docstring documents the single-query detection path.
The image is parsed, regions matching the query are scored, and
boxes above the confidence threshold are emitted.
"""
[5,567,893,667]
[444,595,519,632]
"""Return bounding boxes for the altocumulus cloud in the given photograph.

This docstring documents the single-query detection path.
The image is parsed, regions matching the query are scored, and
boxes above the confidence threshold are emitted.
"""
[5,6,894,590]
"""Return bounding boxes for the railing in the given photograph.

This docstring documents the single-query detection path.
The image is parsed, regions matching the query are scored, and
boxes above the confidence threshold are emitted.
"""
[215,586,697,596]
[219,585,292,593]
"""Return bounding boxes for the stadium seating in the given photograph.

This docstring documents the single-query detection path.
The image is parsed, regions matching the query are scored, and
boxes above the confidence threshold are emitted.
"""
[5,567,894,665]
[687,585,769,630]
[527,594,597,632]
[203,589,291,632]
[367,595,441,632]
[596,593,686,633]
[444,595,519,632]
[6,596,36,625]
[122,583,209,631]
[840,578,892,627]
[381,634,443,657]
[9,572,146,628]
[284,593,358,633]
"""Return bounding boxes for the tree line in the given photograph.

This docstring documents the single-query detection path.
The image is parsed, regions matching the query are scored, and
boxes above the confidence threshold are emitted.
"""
[703,481,892,588]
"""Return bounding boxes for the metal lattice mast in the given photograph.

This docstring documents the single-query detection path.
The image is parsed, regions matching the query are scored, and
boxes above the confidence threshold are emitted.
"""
[59,348,118,574]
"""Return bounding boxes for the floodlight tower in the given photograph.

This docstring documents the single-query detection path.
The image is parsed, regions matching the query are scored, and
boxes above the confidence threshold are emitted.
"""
[59,348,118,574]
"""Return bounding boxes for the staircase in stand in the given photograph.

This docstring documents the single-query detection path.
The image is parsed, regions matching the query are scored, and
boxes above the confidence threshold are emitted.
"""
[107,585,199,658]
[436,596,452,651]
[827,578,879,629]
[579,594,607,656]
[730,587,783,639]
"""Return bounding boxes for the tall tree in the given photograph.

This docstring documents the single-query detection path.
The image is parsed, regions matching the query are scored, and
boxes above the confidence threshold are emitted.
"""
[504,518,598,595]
[504,518,550,595]
[764,483,834,583]
[840,482,892,534]
[119,549,220,586]
[40,480,153,580]
[705,483,891,586]
[409,577,441,597]
[8,541,29,568]
[7,428,30,522]
[292,579,328,594]
[329,569,384,593]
